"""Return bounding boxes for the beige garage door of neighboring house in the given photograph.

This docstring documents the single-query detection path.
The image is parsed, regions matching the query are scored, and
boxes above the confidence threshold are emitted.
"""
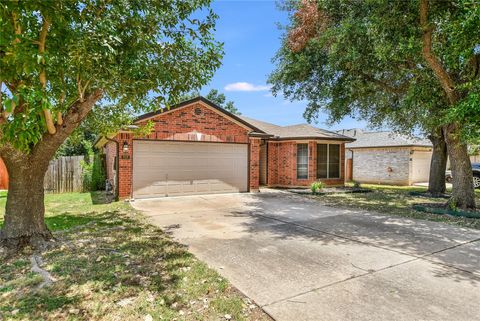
[132,140,248,199]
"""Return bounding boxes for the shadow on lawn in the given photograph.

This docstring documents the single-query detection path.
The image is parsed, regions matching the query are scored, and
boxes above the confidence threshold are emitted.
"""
[1,209,195,320]
[90,191,114,205]
[229,192,480,285]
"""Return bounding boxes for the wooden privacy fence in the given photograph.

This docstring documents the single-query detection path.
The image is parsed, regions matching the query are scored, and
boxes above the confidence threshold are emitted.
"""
[44,156,85,193]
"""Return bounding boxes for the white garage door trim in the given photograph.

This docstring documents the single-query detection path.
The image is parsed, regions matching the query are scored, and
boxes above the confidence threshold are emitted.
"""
[132,140,249,199]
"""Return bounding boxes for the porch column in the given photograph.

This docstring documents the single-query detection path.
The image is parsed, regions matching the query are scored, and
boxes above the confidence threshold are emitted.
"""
[116,132,133,199]
[249,137,261,192]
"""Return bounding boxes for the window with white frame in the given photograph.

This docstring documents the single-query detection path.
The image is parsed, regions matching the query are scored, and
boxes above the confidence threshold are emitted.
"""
[317,144,340,179]
[297,144,309,179]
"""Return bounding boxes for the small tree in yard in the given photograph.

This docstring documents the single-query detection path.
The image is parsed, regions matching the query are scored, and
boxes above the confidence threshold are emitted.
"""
[0,0,223,250]
[270,0,480,208]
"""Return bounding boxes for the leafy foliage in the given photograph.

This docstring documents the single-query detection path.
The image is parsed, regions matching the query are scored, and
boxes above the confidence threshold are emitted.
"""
[0,0,224,152]
[310,181,323,194]
[182,89,241,114]
[91,153,106,191]
[55,125,94,158]
[80,153,105,192]
[269,0,480,140]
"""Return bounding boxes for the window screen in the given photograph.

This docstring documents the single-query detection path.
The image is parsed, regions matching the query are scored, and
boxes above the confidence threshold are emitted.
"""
[316,144,328,178]
[317,144,340,179]
[297,144,309,179]
[328,144,340,178]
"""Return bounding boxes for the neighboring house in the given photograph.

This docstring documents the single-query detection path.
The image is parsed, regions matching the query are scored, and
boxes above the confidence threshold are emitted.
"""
[95,97,354,199]
[0,158,8,190]
[338,129,433,186]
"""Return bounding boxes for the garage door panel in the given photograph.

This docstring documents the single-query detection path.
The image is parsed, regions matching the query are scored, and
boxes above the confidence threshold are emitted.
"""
[133,141,248,198]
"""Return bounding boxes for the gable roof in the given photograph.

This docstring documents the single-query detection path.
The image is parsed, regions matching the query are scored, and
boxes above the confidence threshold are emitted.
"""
[338,129,432,149]
[238,115,354,141]
[95,96,354,148]
[134,96,267,134]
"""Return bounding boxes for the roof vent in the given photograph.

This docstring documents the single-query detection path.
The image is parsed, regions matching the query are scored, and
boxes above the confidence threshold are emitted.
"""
[194,108,202,115]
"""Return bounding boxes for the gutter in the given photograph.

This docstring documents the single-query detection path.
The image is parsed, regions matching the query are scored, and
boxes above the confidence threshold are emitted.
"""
[270,136,356,142]
[346,144,433,149]
[249,132,274,138]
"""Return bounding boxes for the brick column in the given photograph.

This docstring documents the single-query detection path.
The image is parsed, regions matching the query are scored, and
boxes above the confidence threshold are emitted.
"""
[249,137,261,192]
[308,141,316,181]
[117,133,133,199]
[267,142,278,186]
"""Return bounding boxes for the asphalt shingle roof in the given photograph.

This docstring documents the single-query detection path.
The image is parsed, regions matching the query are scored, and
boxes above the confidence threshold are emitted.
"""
[238,115,353,141]
[338,129,432,148]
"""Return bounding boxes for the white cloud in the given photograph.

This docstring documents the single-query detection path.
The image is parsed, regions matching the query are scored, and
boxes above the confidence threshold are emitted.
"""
[224,82,271,92]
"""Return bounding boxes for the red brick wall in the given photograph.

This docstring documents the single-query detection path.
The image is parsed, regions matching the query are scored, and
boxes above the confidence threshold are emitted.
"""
[267,142,278,186]
[104,141,117,187]
[138,102,249,143]
[267,141,345,187]
[116,132,134,198]
[109,101,250,198]
[249,138,261,191]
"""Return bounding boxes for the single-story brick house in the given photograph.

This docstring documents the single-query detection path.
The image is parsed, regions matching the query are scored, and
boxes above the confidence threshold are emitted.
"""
[338,129,433,185]
[95,97,354,199]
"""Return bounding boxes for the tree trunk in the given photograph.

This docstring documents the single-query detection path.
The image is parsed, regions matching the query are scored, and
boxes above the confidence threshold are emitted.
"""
[427,128,447,196]
[0,90,103,252]
[443,124,476,209]
[0,156,52,249]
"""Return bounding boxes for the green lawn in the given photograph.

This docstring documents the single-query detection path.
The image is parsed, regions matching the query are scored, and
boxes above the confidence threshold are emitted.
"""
[312,184,480,230]
[0,192,270,321]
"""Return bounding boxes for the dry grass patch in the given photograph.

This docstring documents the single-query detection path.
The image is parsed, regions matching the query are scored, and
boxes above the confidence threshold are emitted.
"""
[310,184,480,230]
[0,192,271,321]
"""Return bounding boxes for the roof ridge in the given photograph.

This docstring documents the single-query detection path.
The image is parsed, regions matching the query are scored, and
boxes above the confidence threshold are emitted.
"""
[237,115,281,127]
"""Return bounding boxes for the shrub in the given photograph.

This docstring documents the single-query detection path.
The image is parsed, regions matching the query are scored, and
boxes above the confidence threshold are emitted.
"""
[81,159,93,192]
[91,153,106,191]
[81,153,106,191]
[311,181,323,194]
[353,181,361,189]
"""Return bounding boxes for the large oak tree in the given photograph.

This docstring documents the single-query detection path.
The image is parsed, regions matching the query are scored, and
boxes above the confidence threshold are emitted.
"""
[270,0,479,208]
[0,0,223,249]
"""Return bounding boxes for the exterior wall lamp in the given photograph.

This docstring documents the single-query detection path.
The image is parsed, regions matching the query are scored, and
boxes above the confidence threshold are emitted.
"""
[122,141,129,153]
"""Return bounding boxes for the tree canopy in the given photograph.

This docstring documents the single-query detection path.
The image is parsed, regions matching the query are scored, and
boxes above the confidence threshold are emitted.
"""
[269,0,480,208]
[0,0,223,153]
[0,0,224,249]
[269,0,480,139]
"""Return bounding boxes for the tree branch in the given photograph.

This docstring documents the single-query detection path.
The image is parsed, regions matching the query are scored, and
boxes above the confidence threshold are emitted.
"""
[31,89,103,161]
[358,71,407,95]
[419,0,458,104]
[38,15,56,135]
[12,10,21,44]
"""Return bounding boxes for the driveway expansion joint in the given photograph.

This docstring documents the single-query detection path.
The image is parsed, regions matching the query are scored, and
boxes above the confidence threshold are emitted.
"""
[251,211,480,276]
[261,257,420,308]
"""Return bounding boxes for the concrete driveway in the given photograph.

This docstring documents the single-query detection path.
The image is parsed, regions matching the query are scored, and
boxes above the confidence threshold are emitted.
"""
[132,190,480,321]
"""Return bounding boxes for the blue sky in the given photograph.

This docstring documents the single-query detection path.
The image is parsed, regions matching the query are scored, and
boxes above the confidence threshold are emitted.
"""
[199,0,368,130]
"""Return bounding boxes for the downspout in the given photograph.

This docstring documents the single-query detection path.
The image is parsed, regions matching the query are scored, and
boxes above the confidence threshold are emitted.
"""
[105,137,120,201]
[351,149,354,182]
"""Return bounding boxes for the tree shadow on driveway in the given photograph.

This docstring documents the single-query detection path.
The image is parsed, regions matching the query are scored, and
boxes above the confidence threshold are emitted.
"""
[227,191,480,285]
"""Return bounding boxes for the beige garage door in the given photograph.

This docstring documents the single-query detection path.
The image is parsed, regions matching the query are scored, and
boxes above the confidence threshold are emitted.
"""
[133,140,248,198]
